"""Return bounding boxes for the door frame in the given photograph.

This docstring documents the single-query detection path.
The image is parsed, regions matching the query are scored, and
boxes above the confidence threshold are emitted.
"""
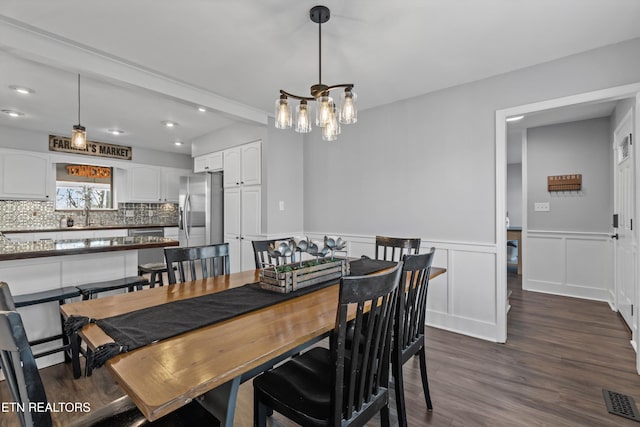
[495,83,640,357]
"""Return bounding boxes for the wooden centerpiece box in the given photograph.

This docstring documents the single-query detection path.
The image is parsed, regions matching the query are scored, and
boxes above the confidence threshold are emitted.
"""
[259,257,350,293]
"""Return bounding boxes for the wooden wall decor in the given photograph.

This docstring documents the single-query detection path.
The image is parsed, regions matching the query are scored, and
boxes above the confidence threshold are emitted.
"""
[548,174,581,192]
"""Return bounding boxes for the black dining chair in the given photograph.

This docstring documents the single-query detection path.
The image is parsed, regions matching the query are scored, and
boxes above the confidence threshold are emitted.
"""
[251,238,294,269]
[164,243,230,284]
[0,282,84,378]
[0,285,220,427]
[375,235,421,261]
[393,248,436,427]
[253,264,402,427]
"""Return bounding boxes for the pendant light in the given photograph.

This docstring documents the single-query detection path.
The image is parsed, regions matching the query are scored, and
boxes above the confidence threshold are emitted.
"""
[275,5,357,141]
[71,74,87,149]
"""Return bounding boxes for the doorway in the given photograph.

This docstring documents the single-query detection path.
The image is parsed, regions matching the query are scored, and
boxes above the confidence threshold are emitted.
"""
[495,84,640,374]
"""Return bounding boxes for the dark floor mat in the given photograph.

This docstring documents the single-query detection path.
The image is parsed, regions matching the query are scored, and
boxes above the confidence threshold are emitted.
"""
[603,389,640,422]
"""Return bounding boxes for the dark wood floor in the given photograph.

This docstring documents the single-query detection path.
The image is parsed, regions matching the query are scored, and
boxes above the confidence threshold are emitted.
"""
[2,272,640,426]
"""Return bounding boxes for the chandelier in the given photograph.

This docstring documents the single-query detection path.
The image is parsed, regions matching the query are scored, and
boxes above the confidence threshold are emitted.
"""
[71,73,87,149]
[275,5,357,141]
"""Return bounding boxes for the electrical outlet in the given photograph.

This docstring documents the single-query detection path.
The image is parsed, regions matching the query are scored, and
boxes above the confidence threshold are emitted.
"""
[279,201,285,211]
[534,202,550,212]
[148,211,154,217]
[125,210,135,217]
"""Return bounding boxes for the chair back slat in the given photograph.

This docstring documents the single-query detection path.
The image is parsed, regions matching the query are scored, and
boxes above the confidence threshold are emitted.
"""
[332,264,402,425]
[0,287,53,427]
[375,235,420,261]
[397,248,435,353]
[164,243,231,284]
[252,238,294,269]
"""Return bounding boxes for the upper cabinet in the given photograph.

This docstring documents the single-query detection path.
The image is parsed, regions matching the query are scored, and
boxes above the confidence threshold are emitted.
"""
[223,141,261,188]
[128,166,187,203]
[0,150,52,200]
[193,152,223,173]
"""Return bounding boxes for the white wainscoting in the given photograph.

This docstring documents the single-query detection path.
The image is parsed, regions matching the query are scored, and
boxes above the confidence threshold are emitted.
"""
[306,232,501,342]
[525,230,613,304]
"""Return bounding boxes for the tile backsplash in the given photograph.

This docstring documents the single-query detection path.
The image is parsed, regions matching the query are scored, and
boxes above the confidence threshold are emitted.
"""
[0,200,178,230]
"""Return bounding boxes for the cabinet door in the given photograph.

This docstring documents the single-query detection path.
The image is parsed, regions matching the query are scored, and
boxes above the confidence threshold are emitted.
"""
[241,238,256,272]
[129,166,162,202]
[223,187,241,236]
[0,151,51,200]
[223,148,241,187]
[194,152,223,173]
[241,186,261,237]
[161,168,185,203]
[241,142,261,186]
[225,233,241,273]
[193,156,209,173]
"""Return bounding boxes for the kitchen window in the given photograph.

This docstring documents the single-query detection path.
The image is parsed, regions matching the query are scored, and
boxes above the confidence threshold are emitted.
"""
[55,163,114,210]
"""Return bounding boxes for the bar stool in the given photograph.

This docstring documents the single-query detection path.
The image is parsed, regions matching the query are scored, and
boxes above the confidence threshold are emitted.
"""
[74,276,148,377]
[75,276,149,300]
[0,284,84,378]
[138,262,170,287]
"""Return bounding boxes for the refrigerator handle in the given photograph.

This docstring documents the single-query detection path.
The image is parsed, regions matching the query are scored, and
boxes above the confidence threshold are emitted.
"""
[179,207,184,230]
[185,193,191,240]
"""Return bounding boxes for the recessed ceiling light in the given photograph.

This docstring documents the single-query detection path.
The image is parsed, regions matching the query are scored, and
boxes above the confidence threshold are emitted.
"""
[174,140,184,146]
[161,120,179,128]
[198,107,207,113]
[107,129,124,135]
[1,109,25,118]
[506,115,524,122]
[9,85,35,95]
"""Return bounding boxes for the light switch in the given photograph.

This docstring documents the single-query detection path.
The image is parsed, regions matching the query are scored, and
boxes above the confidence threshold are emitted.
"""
[534,202,550,212]
[279,201,285,211]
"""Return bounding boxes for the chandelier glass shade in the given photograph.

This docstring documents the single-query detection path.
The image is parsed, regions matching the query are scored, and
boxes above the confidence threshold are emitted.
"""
[275,5,357,141]
[71,74,87,149]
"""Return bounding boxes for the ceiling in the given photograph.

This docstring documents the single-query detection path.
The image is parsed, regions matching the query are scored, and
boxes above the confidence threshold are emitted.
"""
[1,0,640,154]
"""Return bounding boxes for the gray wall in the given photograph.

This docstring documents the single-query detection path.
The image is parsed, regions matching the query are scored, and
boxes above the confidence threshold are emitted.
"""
[189,119,304,236]
[0,124,192,169]
[303,37,640,243]
[527,118,612,232]
[263,119,304,235]
[507,163,523,228]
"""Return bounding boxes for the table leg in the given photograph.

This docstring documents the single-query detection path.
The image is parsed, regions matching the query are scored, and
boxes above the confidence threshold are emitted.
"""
[197,376,241,427]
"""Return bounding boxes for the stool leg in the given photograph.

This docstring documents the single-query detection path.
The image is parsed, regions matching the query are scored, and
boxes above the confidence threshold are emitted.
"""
[150,272,157,289]
[70,332,82,379]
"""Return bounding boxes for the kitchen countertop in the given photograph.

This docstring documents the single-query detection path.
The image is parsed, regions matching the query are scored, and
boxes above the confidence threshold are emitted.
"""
[1,224,178,234]
[0,236,179,261]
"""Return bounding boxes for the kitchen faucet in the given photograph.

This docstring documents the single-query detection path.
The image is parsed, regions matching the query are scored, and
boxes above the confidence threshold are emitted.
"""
[84,205,91,226]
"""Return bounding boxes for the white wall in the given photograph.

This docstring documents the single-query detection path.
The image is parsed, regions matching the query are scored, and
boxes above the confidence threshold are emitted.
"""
[302,37,640,342]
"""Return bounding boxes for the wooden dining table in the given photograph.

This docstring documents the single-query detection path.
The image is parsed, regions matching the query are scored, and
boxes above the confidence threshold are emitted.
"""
[60,266,446,426]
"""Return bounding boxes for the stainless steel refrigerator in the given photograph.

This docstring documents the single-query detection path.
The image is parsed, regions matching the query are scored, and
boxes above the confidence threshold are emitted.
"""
[178,172,223,247]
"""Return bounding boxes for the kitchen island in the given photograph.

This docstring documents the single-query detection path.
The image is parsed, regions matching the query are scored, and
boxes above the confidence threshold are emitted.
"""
[0,235,178,261]
[0,235,179,368]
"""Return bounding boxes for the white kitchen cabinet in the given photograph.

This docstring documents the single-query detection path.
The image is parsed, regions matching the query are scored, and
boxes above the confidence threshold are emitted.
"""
[161,168,186,203]
[223,141,261,188]
[128,166,187,203]
[0,150,52,200]
[128,165,161,202]
[194,152,223,173]
[223,185,261,273]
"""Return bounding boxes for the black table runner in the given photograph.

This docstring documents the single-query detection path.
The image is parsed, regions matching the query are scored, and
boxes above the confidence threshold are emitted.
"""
[65,258,396,368]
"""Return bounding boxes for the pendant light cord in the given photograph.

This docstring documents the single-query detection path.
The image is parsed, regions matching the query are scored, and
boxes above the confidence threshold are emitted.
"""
[77,74,81,125]
[318,20,322,85]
